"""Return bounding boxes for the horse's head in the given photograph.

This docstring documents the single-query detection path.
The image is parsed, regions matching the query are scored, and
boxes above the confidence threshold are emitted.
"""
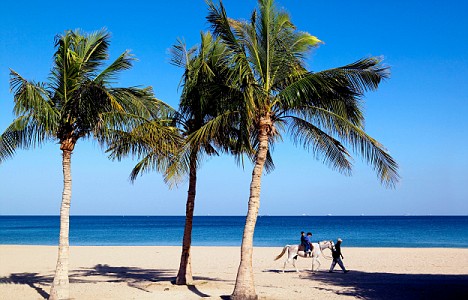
[323,240,335,250]
[319,240,335,250]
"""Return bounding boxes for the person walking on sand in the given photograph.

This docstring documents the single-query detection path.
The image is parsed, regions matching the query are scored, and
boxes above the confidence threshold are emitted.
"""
[329,238,349,273]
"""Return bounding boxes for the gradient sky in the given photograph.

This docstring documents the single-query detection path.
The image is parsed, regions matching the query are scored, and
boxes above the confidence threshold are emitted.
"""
[1,0,467,216]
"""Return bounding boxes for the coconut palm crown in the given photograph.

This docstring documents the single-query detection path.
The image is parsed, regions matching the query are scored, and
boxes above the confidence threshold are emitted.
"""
[204,1,400,299]
[0,29,177,300]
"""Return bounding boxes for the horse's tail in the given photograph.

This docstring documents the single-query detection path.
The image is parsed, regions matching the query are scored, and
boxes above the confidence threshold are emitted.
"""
[274,245,290,261]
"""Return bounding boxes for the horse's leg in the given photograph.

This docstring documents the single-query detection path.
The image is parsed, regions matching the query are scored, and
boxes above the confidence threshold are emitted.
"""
[292,257,299,272]
[316,258,321,272]
[282,248,290,273]
[311,256,315,272]
[283,254,293,273]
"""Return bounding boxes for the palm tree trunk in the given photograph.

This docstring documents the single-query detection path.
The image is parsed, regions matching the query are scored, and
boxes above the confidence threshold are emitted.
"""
[49,149,72,300]
[231,117,271,300]
[175,154,197,285]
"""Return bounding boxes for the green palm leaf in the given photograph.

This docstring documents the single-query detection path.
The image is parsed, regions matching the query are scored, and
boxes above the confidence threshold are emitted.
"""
[94,50,135,84]
[290,105,398,187]
[288,116,353,173]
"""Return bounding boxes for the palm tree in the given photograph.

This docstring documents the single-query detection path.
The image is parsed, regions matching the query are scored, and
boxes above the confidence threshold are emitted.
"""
[205,1,400,299]
[107,32,236,285]
[171,33,229,285]
[0,29,177,300]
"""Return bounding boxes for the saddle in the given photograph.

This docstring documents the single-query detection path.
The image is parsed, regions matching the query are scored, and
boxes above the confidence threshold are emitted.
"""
[299,244,313,254]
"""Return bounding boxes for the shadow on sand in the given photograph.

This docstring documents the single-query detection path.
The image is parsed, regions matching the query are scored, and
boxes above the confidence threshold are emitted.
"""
[0,264,226,299]
[0,272,51,299]
[303,269,468,299]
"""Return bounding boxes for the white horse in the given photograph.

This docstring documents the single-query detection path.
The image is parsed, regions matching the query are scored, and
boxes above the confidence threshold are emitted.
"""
[274,240,334,273]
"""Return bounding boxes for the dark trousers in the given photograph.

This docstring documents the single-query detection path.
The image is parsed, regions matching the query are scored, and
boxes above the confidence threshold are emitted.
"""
[330,257,347,272]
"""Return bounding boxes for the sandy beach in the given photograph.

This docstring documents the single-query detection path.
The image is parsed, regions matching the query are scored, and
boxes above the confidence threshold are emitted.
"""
[0,245,467,299]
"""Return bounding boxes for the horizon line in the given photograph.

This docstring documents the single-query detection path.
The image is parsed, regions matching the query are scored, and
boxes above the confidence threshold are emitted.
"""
[1,214,467,217]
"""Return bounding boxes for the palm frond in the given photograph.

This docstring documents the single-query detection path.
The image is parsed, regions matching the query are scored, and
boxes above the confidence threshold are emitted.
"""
[128,149,179,184]
[185,109,239,152]
[80,28,111,75]
[0,131,17,163]
[206,1,244,58]
[105,117,186,185]
[0,116,51,163]
[290,106,399,187]
[320,57,390,93]
[161,144,193,186]
[206,0,256,104]
[169,38,197,69]
[288,116,353,174]
[106,117,181,158]
[277,57,389,128]
[10,70,59,133]
[108,87,158,118]
[94,50,135,84]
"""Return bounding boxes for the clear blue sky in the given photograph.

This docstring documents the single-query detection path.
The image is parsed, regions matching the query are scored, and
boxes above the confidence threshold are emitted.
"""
[1,0,467,216]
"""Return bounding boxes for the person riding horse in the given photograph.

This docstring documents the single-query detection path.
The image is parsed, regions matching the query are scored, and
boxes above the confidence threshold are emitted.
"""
[300,231,314,256]
[275,240,335,272]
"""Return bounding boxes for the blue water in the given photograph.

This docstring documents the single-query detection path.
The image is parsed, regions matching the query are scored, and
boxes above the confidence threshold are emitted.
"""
[0,216,467,247]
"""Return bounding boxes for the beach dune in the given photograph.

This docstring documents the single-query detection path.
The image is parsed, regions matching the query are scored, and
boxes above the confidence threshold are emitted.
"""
[0,246,467,299]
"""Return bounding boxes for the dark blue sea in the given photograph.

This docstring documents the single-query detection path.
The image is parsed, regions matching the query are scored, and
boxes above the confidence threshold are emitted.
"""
[0,216,467,248]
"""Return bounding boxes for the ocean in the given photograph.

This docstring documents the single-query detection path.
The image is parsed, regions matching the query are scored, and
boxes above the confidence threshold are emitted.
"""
[0,216,467,248]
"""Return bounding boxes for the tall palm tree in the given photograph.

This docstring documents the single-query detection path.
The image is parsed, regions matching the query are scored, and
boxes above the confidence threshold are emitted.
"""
[205,1,400,299]
[0,29,177,300]
[171,33,230,285]
[107,32,236,285]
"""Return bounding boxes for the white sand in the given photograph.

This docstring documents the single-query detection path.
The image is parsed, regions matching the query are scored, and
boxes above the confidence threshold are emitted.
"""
[0,246,467,299]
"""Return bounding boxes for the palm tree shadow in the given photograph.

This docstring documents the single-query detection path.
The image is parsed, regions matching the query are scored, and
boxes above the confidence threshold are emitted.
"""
[263,269,296,273]
[304,270,468,299]
[74,264,177,292]
[78,264,226,297]
[0,265,226,299]
[79,264,175,282]
[0,272,51,299]
[187,284,210,298]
